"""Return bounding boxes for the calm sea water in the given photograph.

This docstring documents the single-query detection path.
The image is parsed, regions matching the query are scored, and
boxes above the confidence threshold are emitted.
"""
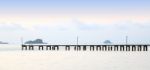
[0,44,149,70]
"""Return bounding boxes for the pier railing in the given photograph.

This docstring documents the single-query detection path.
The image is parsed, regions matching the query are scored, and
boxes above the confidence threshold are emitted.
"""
[22,44,149,51]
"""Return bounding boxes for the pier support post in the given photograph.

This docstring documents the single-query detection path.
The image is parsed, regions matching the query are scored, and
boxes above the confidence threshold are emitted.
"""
[46,46,51,50]
[29,45,34,50]
[143,45,148,51]
[77,45,81,51]
[102,45,107,51]
[108,46,110,51]
[110,46,113,51]
[56,45,59,50]
[22,45,27,50]
[114,45,118,51]
[132,45,136,51]
[108,46,113,51]
[96,45,101,51]
[74,46,77,51]
[90,45,94,51]
[39,46,44,50]
[137,45,142,51]
[65,46,70,51]
[53,45,59,51]
[126,45,130,51]
[74,45,81,51]
[83,45,87,51]
[120,45,124,51]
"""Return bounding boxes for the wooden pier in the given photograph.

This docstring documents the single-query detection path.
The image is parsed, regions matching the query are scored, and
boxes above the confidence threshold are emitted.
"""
[22,44,149,51]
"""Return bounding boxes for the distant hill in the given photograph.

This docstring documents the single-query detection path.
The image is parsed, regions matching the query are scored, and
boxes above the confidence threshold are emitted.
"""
[0,41,8,44]
[103,40,112,44]
[25,39,47,44]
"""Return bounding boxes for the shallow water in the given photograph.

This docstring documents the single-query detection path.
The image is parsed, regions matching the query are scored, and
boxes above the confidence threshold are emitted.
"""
[0,44,149,70]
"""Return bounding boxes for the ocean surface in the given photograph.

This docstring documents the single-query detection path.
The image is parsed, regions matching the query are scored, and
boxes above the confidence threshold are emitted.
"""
[0,44,150,70]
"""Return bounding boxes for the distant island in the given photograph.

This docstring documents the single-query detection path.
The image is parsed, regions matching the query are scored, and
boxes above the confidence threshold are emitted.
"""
[103,40,112,44]
[25,39,47,44]
[0,41,8,44]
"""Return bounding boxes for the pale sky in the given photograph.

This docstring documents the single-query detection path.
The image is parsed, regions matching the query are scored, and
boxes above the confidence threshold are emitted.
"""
[0,0,150,44]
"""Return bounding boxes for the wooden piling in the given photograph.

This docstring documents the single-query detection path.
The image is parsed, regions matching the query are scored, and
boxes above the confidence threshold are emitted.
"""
[74,46,76,51]
[143,45,148,51]
[120,45,124,51]
[46,46,51,50]
[65,46,70,51]
[137,45,142,51]
[114,45,118,51]
[29,45,34,50]
[53,45,59,51]
[77,45,81,51]
[110,46,113,51]
[132,45,136,51]
[126,45,130,51]
[39,45,44,50]
[22,45,27,50]
[83,45,87,51]
[96,45,101,51]
[90,45,94,51]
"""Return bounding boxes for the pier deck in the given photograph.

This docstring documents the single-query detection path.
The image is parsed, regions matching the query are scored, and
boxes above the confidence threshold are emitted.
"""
[22,44,149,51]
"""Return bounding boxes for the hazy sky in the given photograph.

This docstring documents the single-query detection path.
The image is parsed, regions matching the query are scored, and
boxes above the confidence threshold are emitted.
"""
[0,0,150,44]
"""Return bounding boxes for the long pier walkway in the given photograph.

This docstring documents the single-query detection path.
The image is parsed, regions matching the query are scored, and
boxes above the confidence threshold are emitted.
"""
[22,44,149,51]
